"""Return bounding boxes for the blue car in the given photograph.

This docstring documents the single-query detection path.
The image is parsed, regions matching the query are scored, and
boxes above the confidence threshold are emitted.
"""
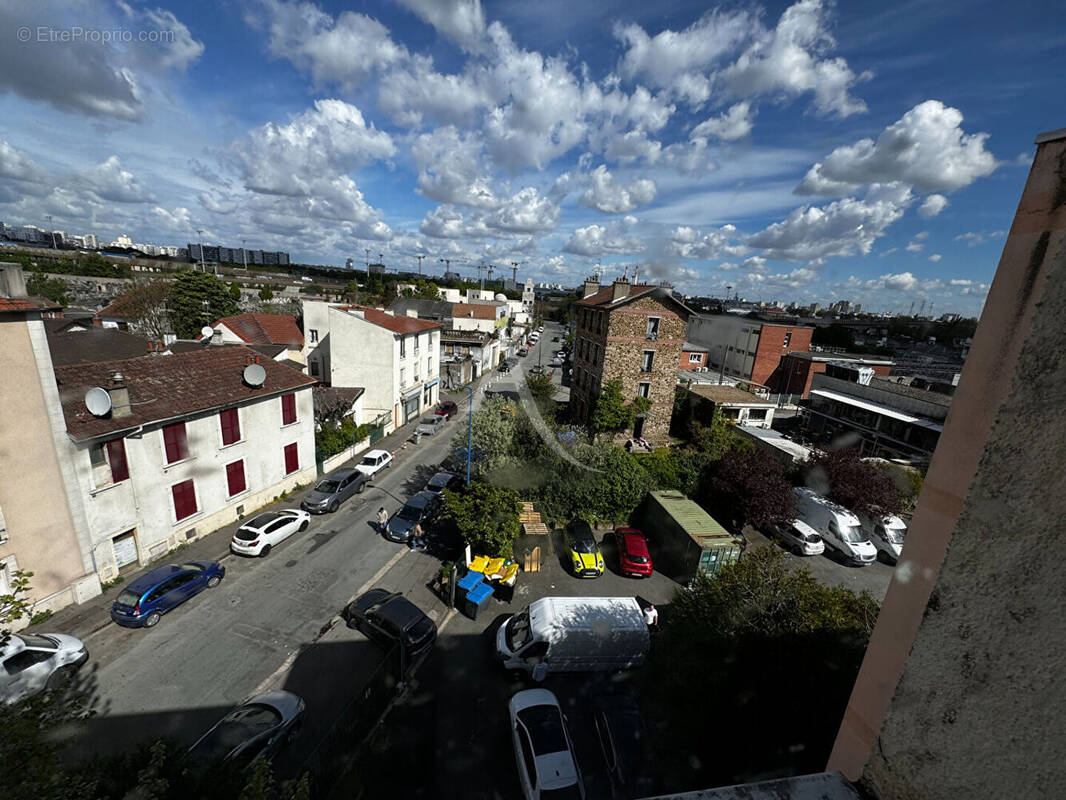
[109,560,225,628]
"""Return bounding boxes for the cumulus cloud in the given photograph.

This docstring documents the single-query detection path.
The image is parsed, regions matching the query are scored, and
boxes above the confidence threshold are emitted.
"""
[580,166,657,213]
[378,54,491,127]
[151,205,193,230]
[395,0,486,51]
[0,140,46,184]
[411,126,499,208]
[419,205,482,239]
[918,193,948,218]
[76,156,154,203]
[748,182,912,262]
[797,100,997,195]
[484,187,559,233]
[954,230,1006,246]
[670,224,748,259]
[950,278,972,286]
[562,218,644,256]
[928,253,942,262]
[906,241,923,252]
[691,102,755,141]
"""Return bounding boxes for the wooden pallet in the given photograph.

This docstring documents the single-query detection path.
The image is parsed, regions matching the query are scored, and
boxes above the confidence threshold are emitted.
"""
[522,522,550,535]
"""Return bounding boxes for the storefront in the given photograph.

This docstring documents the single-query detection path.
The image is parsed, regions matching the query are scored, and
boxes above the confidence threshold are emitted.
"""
[402,388,421,424]
[423,378,439,409]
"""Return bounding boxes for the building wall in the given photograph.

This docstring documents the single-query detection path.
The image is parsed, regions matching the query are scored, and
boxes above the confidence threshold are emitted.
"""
[775,354,893,398]
[328,307,394,415]
[62,389,316,581]
[680,348,708,371]
[751,323,813,385]
[0,314,96,617]
[302,300,332,381]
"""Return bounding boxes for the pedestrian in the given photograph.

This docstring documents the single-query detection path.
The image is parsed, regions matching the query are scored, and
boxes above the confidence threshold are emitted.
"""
[410,522,424,551]
[643,603,659,630]
[376,507,388,534]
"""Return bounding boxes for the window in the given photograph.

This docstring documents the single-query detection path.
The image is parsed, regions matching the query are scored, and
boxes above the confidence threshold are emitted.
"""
[783,331,792,348]
[91,438,129,486]
[226,460,247,497]
[646,317,660,339]
[105,439,129,482]
[400,367,406,388]
[689,352,704,364]
[516,726,537,783]
[172,479,197,521]
[220,408,241,446]
[281,393,297,425]
[309,360,320,377]
[309,328,319,344]
[642,350,655,372]
[748,409,768,421]
[638,382,651,398]
[162,423,189,464]
[283,443,299,475]
[4,648,54,676]
[400,336,406,358]
[414,334,420,353]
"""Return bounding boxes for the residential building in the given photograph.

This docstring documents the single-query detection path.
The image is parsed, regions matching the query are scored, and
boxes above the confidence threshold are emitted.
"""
[685,384,776,429]
[205,313,305,365]
[569,278,692,443]
[685,313,814,388]
[187,244,290,266]
[45,318,152,365]
[440,329,496,387]
[302,301,441,430]
[51,347,316,581]
[522,278,535,311]
[0,264,100,619]
[775,351,894,398]
[450,302,506,333]
[680,341,709,371]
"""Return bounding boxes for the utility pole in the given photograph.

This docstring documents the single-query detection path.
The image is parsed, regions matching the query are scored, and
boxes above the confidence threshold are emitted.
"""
[197,229,206,271]
[365,248,371,270]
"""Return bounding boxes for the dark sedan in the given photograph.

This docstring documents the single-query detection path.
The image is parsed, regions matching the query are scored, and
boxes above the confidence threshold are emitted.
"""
[385,490,440,543]
[109,560,225,628]
[343,588,438,658]
[187,690,305,772]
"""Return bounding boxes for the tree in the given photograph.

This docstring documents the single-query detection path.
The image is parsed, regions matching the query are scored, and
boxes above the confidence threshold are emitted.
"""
[461,396,519,479]
[806,447,903,515]
[811,323,856,350]
[690,407,751,460]
[228,282,242,301]
[439,482,521,558]
[525,372,555,402]
[168,271,239,339]
[701,449,796,531]
[258,286,274,301]
[401,279,441,300]
[103,281,173,340]
[26,271,69,305]
[590,379,633,438]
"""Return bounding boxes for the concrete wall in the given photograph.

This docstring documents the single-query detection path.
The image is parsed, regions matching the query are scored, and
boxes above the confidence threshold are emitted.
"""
[302,300,332,380]
[829,130,1066,797]
[687,314,760,379]
[811,374,950,421]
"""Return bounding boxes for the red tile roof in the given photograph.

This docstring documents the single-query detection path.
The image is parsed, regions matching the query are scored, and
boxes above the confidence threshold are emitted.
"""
[210,313,304,347]
[339,305,441,334]
[576,283,656,307]
[53,346,315,441]
[450,303,497,320]
[0,295,62,313]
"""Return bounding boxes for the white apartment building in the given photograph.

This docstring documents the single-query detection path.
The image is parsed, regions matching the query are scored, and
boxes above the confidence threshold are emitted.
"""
[302,301,441,430]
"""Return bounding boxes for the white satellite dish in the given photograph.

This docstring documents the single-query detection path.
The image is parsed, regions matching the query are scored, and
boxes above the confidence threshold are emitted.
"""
[85,387,112,417]
[201,326,214,340]
[243,363,266,388]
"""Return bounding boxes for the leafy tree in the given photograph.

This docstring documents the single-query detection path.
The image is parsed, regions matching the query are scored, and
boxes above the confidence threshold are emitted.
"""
[461,396,519,479]
[228,282,242,301]
[590,379,633,438]
[104,281,173,340]
[26,271,69,305]
[401,279,441,300]
[701,449,796,531]
[258,286,274,301]
[525,372,555,401]
[314,419,372,461]
[690,407,751,460]
[634,449,682,490]
[806,447,903,515]
[811,323,856,350]
[77,252,129,278]
[168,270,239,339]
[439,482,521,558]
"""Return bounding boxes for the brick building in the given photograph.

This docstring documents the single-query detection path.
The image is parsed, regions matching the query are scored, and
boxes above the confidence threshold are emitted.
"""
[774,351,894,398]
[569,278,692,444]
[685,314,814,388]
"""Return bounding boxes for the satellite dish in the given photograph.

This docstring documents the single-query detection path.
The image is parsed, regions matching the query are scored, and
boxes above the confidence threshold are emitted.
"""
[201,326,214,340]
[243,363,266,388]
[85,387,112,417]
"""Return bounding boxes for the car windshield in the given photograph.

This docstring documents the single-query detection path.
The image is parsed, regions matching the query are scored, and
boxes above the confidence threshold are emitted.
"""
[518,705,568,754]
[360,456,378,467]
[628,552,649,564]
[883,526,906,544]
[839,524,867,544]
[571,536,597,554]
[116,589,140,607]
[506,610,532,651]
[398,503,423,522]
[316,480,339,492]
[15,634,58,650]
[189,705,280,763]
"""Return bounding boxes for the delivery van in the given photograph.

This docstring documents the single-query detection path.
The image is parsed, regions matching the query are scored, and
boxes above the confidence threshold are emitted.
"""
[793,488,876,565]
[496,596,649,681]
[857,512,908,563]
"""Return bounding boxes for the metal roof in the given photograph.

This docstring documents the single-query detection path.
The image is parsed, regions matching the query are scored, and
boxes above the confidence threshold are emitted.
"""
[810,388,945,432]
[650,490,736,545]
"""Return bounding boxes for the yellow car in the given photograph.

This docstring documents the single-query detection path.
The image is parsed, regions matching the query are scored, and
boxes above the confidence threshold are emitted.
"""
[565,520,605,578]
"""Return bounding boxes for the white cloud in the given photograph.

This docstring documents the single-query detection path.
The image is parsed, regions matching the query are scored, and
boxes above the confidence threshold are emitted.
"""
[955,230,1006,246]
[77,156,154,203]
[562,218,644,256]
[918,193,948,218]
[394,0,486,51]
[377,54,490,127]
[580,166,657,213]
[798,100,997,195]
[151,205,193,231]
[670,224,748,259]
[411,126,499,208]
[928,253,942,262]
[691,102,755,141]
[0,140,45,183]
[748,182,912,262]
[419,205,481,239]
[906,241,923,252]
[950,278,972,286]
[913,231,929,240]
[484,187,559,233]
[874,272,918,291]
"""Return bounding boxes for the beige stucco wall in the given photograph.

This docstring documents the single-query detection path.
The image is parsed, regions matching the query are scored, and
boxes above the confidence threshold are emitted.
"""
[0,314,92,613]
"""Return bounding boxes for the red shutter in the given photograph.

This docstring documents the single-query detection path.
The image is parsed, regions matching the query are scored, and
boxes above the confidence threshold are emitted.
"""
[281,393,297,425]
[226,460,246,496]
[220,408,241,446]
[283,442,299,475]
[163,423,188,463]
[172,479,197,520]
[105,438,129,483]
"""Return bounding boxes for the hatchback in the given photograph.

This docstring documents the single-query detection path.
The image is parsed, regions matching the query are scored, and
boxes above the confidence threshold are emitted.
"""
[355,449,393,479]
[509,688,584,800]
[231,509,310,557]
[565,520,604,578]
[424,471,462,496]
[1,633,89,705]
[343,588,438,659]
[772,519,825,556]
[385,490,440,543]
[613,527,653,578]
[188,690,305,772]
[435,401,459,419]
[302,468,368,514]
[416,415,448,435]
[110,560,225,628]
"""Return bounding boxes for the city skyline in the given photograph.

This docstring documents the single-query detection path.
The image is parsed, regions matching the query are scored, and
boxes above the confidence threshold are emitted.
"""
[1,1,1061,316]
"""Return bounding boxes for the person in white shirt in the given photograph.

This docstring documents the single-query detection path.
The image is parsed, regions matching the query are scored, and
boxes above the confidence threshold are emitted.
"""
[643,603,658,629]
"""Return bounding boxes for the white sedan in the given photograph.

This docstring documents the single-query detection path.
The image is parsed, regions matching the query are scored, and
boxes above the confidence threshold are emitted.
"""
[231,509,310,557]
[509,688,585,800]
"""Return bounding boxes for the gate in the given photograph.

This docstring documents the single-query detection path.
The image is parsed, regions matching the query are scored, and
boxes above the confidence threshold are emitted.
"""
[367,411,391,444]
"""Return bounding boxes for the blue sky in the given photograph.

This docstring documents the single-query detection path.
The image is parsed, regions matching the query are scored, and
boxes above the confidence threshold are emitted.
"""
[1,0,1062,315]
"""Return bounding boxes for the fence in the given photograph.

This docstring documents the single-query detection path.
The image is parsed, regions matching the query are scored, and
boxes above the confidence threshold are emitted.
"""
[367,410,392,444]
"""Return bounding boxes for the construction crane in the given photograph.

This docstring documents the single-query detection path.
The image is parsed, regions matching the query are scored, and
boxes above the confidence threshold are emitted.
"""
[509,261,526,282]
[439,257,466,276]
[415,255,426,275]
[487,264,495,282]
[475,262,494,291]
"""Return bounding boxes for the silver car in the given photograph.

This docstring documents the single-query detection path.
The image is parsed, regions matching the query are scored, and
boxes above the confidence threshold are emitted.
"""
[416,415,448,436]
[302,467,368,514]
[188,690,305,770]
[1,632,89,705]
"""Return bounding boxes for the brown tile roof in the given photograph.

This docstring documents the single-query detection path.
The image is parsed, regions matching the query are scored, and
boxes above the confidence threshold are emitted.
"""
[450,302,497,320]
[211,313,304,347]
[577,283,656,307]
[338,305,441,334]
[689,384,773,405]
[0,295,62,313]
[53,346,315,442]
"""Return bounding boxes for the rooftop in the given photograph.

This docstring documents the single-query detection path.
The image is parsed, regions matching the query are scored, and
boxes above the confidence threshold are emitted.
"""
[450,302,497,320]
[209,313,304,347]
[46,324,152,366]
[440,328,493,343]
[337,304,441,334]
[0,295,62,313]
[54,346,315,442]
[577,281,656,307]
[869,376,953,407]
[689,384,774,405]
[786,350,894,365]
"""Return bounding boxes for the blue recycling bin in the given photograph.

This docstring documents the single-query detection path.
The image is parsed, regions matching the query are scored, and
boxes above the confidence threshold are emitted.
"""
[462,581,494,620]
[456,569,484,606]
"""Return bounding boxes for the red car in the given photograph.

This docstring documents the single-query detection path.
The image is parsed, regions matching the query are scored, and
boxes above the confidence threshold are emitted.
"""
[614,527,653,578]
[435,401,459,420]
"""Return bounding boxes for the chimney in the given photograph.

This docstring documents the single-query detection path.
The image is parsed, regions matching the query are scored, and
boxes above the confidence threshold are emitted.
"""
[632,267,639,285]
[583,276,600,298]
[612,277,630,303]
[211,329,223,345]
[108,371,131,418]
[0,263,28,299]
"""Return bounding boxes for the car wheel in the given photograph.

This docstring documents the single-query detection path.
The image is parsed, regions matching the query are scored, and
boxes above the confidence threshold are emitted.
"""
[299,520,309,532]
[357,482,366,494]
[207,574,222,588]
[47,665,76,691]
[260,544,272,557]
[144,611,161,627]
[387,460,393,468]
[329,501,339,513]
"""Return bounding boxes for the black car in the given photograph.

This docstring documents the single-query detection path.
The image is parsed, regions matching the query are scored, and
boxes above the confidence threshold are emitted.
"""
[385,490,440,543]
[592,693,652,798]
[424,471,463,496]
[343,588,438,658]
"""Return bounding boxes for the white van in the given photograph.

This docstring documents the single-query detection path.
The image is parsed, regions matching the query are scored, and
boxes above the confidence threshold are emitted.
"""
[857,512,908,563]
[496,597,649,681]
[793,488,876,565]
[1,632,88,705]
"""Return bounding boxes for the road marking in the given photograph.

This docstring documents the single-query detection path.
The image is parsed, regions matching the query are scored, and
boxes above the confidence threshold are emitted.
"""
[250,545,410,696]
[437,608,458,635]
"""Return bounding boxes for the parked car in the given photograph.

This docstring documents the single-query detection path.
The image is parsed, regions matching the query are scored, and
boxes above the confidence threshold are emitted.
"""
[231,509,310,557]
[793,488,876,565]
[1,632,88,705]
[109,561,225,628]
[302,468,368,514]
[342,588,438,658]
[416,415,448,436]
[592,693,651,798]
[551,336,559,342]
[499,360,513,373]
[530,364,546,375]
[550,357,564,368]
[355,448,393,479]
[187,691,305,771]
[385,490,441,543]
[770,518,825,556]
[435,401,459,419]
[509,688,585,800]
[424,471,462,496]
[565,519,605,578]
[537,326,544,332]
[856,512,908,563]
[555,350,567,359]
[613,527,653,578]
[518,348,529,357]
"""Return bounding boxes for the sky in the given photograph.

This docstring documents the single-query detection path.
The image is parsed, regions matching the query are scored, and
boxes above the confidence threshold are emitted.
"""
[1,0,1063,315]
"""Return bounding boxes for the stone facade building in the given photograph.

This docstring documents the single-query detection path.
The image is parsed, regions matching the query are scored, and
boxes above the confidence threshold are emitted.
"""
[569,278,691,444]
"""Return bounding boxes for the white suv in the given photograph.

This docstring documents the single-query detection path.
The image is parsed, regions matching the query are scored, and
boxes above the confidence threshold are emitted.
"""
[356,449,393,479]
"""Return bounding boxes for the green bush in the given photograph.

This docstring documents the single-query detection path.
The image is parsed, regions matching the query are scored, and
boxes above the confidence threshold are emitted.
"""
[315,419,372,461]
[440,482,521,558]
